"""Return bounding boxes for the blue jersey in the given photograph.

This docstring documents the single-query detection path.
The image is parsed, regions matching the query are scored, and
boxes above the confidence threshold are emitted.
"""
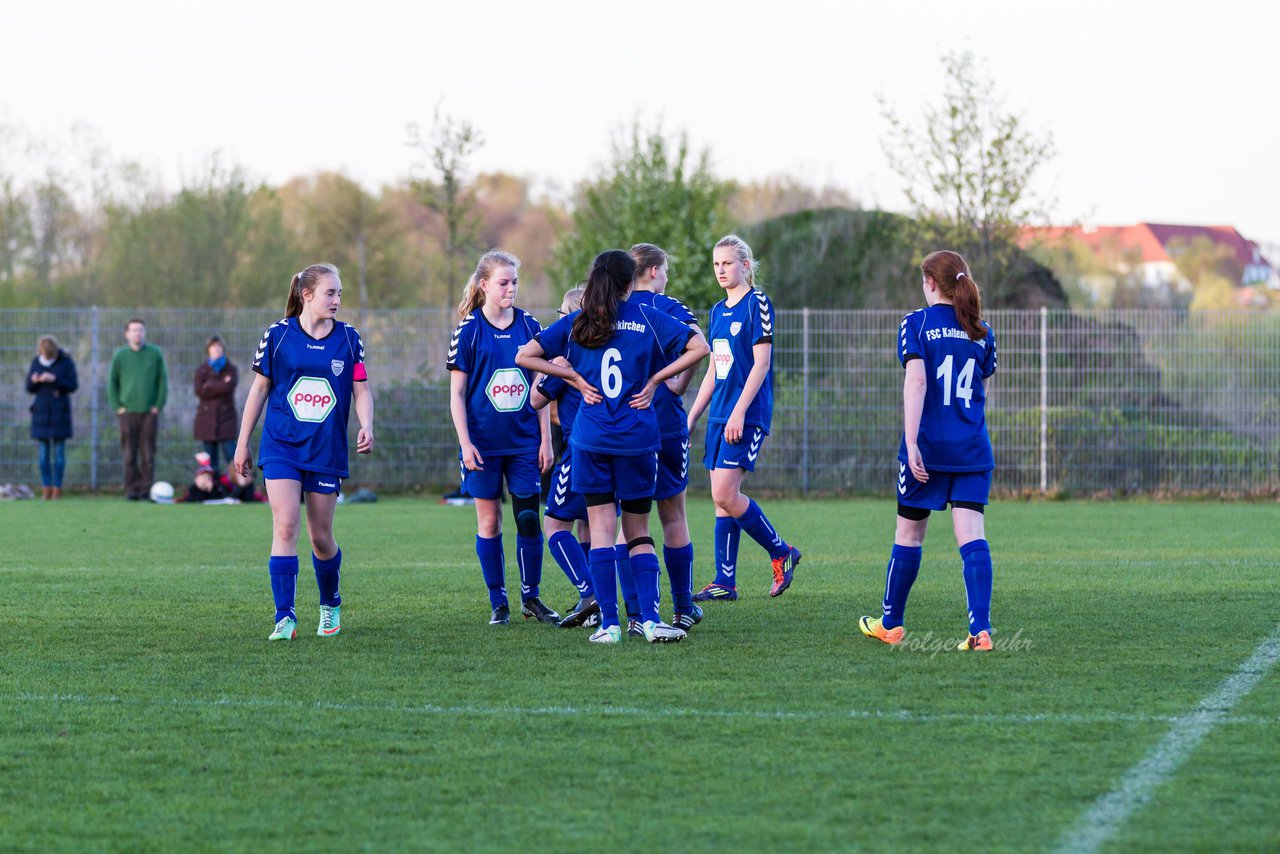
[537,299,694,456]
[707,288,774,433]
[628,290,699,439]
[536,375,582,447]
[897,304,997,472]
[252,317,367,478]
[447,308,543,457]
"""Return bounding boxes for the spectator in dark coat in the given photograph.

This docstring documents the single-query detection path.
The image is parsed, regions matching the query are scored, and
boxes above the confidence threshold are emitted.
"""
[27,335,79,500]
[194,335,240,471]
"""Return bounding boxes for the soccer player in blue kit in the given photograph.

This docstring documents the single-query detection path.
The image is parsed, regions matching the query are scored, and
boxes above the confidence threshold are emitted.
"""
[687,235,802,601]
[516,250,709,644]
[627,243,704,632]
[447,249,558,626]
[859,250,999,651]
[234,263,374,641]
[529,287,601,628]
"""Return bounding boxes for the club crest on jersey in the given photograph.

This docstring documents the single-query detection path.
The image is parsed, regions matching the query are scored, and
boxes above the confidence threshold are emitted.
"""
[729,321,742,336]
[486,367,528,412]
[331,359,344,376]
[287,376,337,423]
[712,338,734,380]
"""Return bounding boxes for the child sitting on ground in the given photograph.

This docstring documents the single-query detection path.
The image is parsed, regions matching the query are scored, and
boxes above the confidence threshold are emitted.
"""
[182,464,231,503]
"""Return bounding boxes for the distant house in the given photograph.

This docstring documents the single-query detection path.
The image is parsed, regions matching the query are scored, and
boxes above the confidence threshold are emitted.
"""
[1022,223,1278,303]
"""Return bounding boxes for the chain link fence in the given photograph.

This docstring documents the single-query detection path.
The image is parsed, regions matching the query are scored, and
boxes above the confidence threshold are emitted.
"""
[3,307,1278,496]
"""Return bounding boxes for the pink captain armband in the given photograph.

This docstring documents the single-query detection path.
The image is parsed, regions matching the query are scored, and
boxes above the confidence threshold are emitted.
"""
[353,363,368,382]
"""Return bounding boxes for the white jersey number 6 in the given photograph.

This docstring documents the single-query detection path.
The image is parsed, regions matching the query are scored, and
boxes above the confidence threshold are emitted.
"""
[602,348,623,399]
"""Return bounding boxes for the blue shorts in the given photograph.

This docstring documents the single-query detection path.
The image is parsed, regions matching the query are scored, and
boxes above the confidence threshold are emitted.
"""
[545,453,588,521]
[896,462,992,510]
[654,435,691,500]
[460,452,541,501]
[703,423,766,472]
[571,447,658,502]
[261,462,342,495]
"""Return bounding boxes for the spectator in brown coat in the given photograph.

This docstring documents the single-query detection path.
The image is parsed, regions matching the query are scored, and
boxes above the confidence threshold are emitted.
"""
[194,335,240,471]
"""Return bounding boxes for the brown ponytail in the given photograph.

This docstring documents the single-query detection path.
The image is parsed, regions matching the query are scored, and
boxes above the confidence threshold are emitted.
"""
[573,250,636,349]
[286,264,340,318]
[921,250,986,341]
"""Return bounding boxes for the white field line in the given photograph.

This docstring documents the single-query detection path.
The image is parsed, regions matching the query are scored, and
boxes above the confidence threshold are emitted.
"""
[3,692,1277,727]
[1055,624,1280,854]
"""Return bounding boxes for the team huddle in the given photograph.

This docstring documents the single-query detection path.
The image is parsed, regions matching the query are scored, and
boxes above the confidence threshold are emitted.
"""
[236,239,998,650]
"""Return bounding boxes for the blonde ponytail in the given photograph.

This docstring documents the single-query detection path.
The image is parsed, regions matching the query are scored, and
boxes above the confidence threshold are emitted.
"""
[457,249,520,321]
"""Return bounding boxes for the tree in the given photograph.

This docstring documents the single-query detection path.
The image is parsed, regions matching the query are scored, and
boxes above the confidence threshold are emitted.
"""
[0,175,31,298]
[728,176,856,226]
[407,108,484,302]
[880,52,1055,302]
[1171,236,1240,311]
[287,172,390,321]
[97,157,293,307]
[551,122,731,306]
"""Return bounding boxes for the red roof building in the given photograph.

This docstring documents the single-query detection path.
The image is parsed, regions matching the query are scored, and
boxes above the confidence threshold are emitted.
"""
[1022,223,1277,294]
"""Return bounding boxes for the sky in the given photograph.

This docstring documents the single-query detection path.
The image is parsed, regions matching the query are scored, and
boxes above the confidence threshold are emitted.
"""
[4,0,1277,247]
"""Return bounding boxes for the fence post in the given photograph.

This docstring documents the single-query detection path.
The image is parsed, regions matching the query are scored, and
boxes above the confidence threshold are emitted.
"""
[802,306,810,495]
[90,305,100,491]
[1039,306,1047,495]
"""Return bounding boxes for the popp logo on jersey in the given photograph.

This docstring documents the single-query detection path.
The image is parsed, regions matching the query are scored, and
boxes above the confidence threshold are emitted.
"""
[712,339,734,380]
[486,368,529,412]
[287,376,338,423]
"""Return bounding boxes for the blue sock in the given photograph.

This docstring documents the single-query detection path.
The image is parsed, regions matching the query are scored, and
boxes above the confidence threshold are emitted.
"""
[580,540,592,561]
[713,516,741,587]
[615,543,639,619]
[631,552,661,623]
[880,545,922,630]
[588,548,619,628]
[313,548,342,607]
[548,531,592,597]
[735,499,789,560]
[516,534,543,601]
[665,543,694,615]
[960,539,993,634]
[475,535,507,609]
[268,555,299,622]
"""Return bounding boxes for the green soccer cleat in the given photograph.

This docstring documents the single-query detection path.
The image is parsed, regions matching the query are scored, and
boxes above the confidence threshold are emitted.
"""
[317,605,341,637]
[268,616,297,641]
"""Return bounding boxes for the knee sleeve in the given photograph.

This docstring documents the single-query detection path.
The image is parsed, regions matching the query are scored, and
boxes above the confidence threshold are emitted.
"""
[512,493,541,537]
[897,503,931,521]
[620,496,652,515]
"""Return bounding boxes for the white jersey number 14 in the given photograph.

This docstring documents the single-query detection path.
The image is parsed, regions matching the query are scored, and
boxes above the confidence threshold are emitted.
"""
[936,355,975,408]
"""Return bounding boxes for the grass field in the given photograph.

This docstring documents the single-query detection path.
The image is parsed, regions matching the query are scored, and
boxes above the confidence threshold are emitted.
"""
[2,496,1277,852]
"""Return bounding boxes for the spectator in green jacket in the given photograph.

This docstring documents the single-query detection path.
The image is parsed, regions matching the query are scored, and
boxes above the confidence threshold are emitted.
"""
[107,319,169,500]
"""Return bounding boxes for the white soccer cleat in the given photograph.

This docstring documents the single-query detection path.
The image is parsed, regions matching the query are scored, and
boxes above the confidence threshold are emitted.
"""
[641,620,686,644]
[588,625,623,644]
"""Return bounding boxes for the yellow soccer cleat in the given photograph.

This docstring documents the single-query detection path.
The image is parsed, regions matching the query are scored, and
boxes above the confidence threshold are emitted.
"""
[957,630,993,651]
[858,615,904,645]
